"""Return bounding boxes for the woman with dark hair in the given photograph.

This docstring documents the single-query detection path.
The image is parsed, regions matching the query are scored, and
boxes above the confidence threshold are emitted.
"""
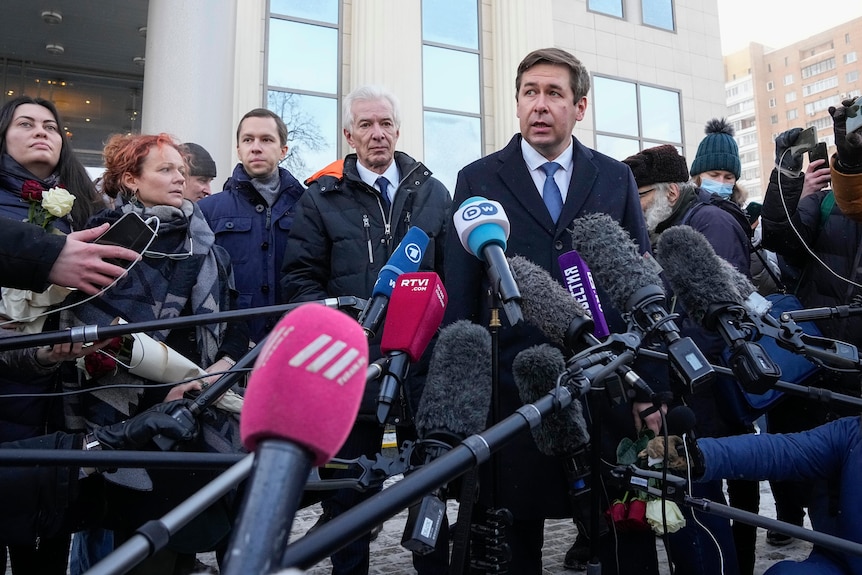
[60,132,247,575]
[0,96,108,574]
[0,96,102,230]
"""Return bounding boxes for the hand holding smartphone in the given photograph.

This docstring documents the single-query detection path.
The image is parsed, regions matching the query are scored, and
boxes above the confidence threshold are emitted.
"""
[808,142,829,171]
[94,212,157,268]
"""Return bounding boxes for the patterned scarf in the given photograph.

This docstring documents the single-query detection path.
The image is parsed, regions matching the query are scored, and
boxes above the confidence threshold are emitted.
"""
[61,199,230,430]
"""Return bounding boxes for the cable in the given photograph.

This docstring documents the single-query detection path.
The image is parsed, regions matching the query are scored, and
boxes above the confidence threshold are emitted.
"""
[776,148,862,291]
[0,368,251,400]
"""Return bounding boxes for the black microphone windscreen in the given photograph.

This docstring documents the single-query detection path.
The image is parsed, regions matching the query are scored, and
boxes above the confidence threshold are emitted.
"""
[513,344,590,456]
[508,255,588,347]
[720,258,757,301]
[415,320,492,440]
[569,213,660,311]
[655,225,741,326]
[665,405,697,436]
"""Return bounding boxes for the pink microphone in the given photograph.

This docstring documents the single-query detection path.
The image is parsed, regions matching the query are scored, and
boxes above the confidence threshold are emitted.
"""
[224,304,368,575]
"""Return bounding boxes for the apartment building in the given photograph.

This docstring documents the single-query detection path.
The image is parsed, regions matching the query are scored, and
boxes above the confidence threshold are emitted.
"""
[724,17,862,200]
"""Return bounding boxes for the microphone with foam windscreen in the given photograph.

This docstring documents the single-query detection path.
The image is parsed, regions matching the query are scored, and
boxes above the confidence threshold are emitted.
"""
[509,255,653,397]
[558,250,611,339]
[377,272,447,425]
[655,225,781,394]
[453,196,523,326]
[403,320,492,555]
[221,305,368,575]
[513,344,600,538]
[357,226,430,339]
[570,213,714,392]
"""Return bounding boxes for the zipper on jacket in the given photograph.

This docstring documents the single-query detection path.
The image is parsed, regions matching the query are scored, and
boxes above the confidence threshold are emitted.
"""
[363,214,374,264]
[265,206,272,230]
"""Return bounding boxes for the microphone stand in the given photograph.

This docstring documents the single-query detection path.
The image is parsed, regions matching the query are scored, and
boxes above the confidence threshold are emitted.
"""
[87,455,254,575]
[613,465,862,560]
[637,348,862,412]
[0,296,366,352]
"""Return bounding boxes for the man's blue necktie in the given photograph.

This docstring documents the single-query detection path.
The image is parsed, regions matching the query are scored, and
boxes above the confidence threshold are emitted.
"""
[376,176,391,211]
[541,162,563,223]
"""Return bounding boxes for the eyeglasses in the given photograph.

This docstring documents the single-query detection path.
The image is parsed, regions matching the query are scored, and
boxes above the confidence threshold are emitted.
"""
[638,188,656,197]
[144,236,193,260]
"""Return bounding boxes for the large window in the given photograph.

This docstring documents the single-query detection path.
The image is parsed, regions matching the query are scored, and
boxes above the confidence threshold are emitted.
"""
[422,0,482,192]
[267,1,340,183]
[801,57,835,79]
[642,0,674,31]
[592,76,682,158]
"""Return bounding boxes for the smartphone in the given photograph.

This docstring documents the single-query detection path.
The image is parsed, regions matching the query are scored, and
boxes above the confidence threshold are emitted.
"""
[94,212,156,268]
[808,142,829,170]
[845,95,862,136]
[789,126,818,156]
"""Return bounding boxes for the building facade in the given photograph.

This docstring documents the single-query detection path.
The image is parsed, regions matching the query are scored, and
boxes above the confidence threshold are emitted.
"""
[1,0,729,191]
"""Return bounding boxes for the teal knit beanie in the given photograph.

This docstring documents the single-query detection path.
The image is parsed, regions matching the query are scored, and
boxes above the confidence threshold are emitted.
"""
[690,118,741,179]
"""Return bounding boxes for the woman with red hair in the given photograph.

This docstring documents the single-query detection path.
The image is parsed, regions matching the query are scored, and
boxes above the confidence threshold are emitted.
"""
[61,133,247,575]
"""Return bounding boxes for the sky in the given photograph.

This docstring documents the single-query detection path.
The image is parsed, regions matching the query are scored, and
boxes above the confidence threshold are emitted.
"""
[717,0,862,54]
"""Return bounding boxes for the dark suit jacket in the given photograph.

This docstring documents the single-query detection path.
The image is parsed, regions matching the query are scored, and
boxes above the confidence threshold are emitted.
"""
[443,134,652,519]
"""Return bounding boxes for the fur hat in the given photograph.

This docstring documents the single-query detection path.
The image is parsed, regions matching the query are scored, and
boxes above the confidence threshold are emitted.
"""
[690,118,741,179]
[622,144,690,187]
[180,142,217,178]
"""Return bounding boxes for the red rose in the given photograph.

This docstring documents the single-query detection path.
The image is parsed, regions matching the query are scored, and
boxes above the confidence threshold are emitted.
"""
[21,180,44,202]
[623,498,650,532]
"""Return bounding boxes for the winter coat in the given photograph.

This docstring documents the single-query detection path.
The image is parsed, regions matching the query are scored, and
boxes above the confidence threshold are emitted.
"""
[281,151,451,416]
[699,417,862,575]
[831,159,862,222]
[444,134,654,519]
[198,164,305,343]
[761,168,862,347]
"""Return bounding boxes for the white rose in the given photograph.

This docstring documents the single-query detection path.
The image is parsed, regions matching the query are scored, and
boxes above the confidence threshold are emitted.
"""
[645,499,686,534]
[42,187,75,218]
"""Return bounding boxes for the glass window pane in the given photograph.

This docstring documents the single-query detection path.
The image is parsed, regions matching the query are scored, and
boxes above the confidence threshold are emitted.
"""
[423,46,480,114]
[588,0,623,18]
[593,77,638,137]
[642,0,674,30]
[423,112,481,193]
[596,135,640,161]
[268,91,338,184]
[270,0,338,24]
[639,86,681,142]
[268,20,338,93]
[422,0,479,49]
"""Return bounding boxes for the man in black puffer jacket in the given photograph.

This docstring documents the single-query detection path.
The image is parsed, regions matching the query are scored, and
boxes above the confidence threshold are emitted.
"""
[281,85,450,575]
[761,126,862,546]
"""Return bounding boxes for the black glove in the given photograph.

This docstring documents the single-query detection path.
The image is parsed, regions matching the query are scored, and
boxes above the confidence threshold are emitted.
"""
[92,400,198,450]
[829,98,862,171]
[774,127,805,177]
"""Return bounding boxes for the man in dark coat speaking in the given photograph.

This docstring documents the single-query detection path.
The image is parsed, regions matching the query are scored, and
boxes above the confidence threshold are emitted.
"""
[443,47,660,574]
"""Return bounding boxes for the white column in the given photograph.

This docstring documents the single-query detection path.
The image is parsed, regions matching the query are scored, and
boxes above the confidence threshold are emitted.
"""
[141,0,238,179]
[348,0,424,159]
[490,1,553,150]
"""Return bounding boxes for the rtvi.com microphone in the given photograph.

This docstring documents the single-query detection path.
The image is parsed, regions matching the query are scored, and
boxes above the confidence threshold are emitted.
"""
[357,226,430,339]
[513,344,605,539]
[377,272,447,425]
[558,250,610,339]
[453,196,523,326]
[403,320,492,555]
[655,225,782,394]
[221,304,367,575]
[571,214,714,392]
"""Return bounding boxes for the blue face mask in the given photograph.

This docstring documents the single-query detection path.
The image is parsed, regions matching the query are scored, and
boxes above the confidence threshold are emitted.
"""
[700,177,734,198]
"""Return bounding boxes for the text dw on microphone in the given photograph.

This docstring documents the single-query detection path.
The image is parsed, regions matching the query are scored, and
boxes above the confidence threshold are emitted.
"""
[287,333,366,386]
